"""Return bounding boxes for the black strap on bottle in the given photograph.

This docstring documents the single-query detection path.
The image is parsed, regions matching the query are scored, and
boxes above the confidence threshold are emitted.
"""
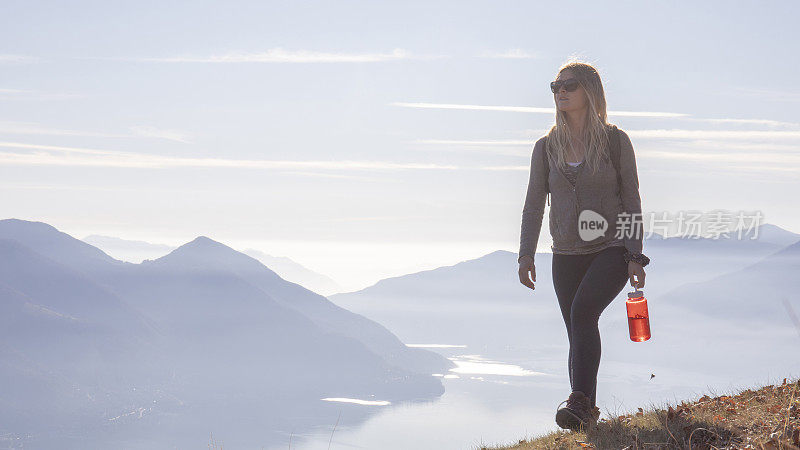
[541,124,622,204]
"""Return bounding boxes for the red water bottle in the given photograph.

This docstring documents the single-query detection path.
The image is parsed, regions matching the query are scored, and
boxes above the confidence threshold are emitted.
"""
[626,284,651,342]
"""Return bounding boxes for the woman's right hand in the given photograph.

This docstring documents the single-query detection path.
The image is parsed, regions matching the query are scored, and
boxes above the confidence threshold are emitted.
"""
[518,255,536,290]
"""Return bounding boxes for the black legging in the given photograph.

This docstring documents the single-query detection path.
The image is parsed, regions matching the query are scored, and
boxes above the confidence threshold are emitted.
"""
[552,245,630,408]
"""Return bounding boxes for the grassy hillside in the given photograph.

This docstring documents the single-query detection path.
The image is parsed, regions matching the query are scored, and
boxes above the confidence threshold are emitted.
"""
[481,376,800,449]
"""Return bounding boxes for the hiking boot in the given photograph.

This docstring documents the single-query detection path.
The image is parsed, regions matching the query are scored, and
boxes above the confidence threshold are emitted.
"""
[555,390,597,432]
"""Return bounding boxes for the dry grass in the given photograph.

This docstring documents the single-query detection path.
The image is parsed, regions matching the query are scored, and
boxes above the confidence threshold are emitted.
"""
[480,376,800,450]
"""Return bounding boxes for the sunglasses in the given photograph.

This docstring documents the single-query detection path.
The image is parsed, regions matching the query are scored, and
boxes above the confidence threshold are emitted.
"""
[550,78,580,94]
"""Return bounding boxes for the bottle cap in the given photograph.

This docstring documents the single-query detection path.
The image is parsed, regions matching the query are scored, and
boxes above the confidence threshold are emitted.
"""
[628,289,644,298]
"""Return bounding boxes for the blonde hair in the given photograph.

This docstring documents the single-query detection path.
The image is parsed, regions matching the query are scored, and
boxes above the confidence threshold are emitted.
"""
[546,59,614,175]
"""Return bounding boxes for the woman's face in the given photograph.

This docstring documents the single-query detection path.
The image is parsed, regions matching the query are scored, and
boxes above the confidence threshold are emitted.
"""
[554,70,588,113]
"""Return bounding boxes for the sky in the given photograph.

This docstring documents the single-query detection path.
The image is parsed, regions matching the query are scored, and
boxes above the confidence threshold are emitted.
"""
[2,0,799,291]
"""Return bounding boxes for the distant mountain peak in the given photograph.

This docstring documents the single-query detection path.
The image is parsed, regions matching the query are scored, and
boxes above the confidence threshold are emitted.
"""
[157,235,233,258]
[145,235,266,274]
[647,222,799,247]
[0,218,119,266]
[1,218,59,231]
[186,235,220,247]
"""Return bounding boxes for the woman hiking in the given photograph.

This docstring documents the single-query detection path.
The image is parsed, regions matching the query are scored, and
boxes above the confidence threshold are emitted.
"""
[517,61,651,432]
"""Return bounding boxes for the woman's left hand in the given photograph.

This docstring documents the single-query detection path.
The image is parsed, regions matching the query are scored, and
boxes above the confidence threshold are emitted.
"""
[628,261,646,288]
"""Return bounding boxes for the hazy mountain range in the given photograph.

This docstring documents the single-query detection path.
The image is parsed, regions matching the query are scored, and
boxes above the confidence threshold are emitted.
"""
[329,223,800,381]
[3,218,798,448]
[331,224,797,309]
[82,234,344,295]
[0,218,452,447]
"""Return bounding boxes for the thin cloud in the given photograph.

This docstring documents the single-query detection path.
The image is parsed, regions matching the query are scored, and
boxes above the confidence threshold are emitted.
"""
[393,102,554,114]
[485,152,800,173]
[641,149,800,164]
[629,129,800,140]
[0,121,193,143]
[686,117,800,128]
[97,48,422,63]
[414,136,800,168]
[480,165,529,171]
[681,140,800,153]
[0,88,82,101]
[415,129,800,148]
[410,140,530,157]
[128,126,193,143]
[0,141,462,170]
[723,164,800,174]
[0,121,128,138]
[418,139,532,146]
[0,54,40,64]
[720,86,800,103]
[0,182,209,193]
[391,102,687,118]
[393,102,800,126]
[277,171,395,182]
[5,138,796,173]
[478,49,539,59]
[319,216,416,223]
[642,167,800,184]
[5,142,797,176]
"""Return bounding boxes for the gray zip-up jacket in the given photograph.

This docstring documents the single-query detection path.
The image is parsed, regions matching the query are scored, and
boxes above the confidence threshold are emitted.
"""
[518,126,644,264]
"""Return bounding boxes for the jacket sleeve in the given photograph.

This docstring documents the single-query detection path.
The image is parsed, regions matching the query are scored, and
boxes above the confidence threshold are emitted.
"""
[518,137,548,264]
[617,130,644,255]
